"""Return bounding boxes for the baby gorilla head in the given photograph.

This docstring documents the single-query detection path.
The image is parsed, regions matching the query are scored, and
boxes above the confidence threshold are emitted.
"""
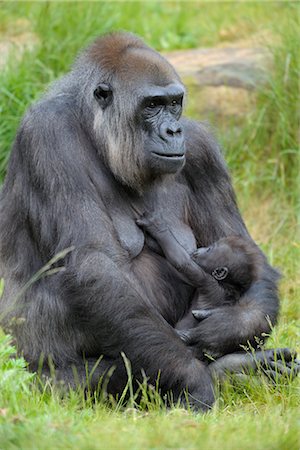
[192,236,261,291]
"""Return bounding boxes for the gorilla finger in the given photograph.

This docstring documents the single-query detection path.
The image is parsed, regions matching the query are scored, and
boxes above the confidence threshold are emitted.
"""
[262,370,278,384]
[257,348,296,365]
[290,358,300,368]
[284,359,300,369]
[272,348,297,362]
[270,361,300,378]
[269,360,292,374]
[192,309,214,321]
[136,218,148,227]
[176,329,192,343]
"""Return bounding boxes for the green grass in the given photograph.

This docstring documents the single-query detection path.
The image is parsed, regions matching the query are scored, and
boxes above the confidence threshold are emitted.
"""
[0,2,299,449]
[0,333,299,450]
[221,12,300,205]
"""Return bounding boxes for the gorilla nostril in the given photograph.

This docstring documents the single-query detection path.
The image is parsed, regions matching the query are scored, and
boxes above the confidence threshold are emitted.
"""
[159,122,183,141]
[166,125,182,137]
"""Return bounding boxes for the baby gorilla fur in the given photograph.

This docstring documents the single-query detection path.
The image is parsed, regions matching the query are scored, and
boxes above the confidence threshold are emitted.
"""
[137,213,270,348]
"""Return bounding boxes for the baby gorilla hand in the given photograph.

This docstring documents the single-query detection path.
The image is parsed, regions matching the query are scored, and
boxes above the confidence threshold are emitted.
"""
[136,211,168,235]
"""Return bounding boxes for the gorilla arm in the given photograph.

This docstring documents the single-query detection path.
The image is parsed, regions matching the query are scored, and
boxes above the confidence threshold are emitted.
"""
[181,120,280,357]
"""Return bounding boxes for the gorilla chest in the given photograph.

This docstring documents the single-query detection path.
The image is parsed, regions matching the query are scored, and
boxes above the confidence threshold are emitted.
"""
[108,180,196,260]
[112,211,145,259]
[111,207,196,260]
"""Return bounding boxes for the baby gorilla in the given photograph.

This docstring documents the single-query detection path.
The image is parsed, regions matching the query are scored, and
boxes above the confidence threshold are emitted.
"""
[138,213,300,378]
[137,212,266,336]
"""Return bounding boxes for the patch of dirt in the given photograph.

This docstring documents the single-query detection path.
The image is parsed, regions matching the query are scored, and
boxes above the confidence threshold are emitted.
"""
[187,85,256,121]
[0,19,39,69]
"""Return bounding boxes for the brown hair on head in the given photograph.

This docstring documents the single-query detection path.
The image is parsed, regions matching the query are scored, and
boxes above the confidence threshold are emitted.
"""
[87,32,149,73]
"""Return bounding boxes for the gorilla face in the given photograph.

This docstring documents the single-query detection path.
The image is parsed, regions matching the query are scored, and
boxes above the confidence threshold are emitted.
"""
[94,80,186,177]
[138,83,186,174]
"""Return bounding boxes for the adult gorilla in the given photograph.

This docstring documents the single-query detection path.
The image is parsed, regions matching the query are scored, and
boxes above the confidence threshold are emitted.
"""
[0,32,297,411]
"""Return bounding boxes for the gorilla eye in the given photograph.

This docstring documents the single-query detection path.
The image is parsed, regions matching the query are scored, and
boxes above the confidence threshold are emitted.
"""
[145,99,160,109]
[170,97,183,108]
[94,83,112,109]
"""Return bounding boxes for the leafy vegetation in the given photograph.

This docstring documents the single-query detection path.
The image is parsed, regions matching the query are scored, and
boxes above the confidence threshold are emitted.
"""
[0,2,299,449]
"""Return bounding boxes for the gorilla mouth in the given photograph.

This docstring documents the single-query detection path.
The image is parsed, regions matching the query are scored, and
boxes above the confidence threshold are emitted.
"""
[152,152,185,160]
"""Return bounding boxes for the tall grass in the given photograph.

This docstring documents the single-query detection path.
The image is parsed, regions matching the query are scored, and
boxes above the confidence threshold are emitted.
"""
[0,330,299,450]
[221,5,300,205]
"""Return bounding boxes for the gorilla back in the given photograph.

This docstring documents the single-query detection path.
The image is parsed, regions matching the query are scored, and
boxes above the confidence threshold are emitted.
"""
[0,32,282,411]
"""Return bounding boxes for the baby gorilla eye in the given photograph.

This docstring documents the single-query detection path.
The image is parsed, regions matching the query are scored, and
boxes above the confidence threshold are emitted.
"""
[211,267,229,281]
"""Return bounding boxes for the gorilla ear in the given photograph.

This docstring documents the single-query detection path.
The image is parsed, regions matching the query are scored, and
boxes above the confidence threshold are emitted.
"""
[94,83,113,109]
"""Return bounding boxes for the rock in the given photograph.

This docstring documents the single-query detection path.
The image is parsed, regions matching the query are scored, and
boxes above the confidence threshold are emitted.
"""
[164,47,272,87]
[164,46,273,125]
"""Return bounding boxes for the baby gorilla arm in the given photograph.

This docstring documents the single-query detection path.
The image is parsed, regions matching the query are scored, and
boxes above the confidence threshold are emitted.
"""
[136,212,221,293]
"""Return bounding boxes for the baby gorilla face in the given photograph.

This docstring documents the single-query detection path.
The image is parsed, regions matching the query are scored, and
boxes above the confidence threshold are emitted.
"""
[192,237,252,286]
[192,241,234,279]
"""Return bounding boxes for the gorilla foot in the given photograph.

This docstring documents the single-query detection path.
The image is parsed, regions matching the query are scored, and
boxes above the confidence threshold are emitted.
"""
[208,348,300,383]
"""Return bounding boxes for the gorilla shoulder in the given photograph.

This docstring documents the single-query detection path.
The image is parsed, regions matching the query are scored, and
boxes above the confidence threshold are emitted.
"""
[180,118,230,183]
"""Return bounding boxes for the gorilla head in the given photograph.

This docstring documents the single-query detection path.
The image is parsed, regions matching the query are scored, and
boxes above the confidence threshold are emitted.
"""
[192,236,263,290]
[77,33,186,191]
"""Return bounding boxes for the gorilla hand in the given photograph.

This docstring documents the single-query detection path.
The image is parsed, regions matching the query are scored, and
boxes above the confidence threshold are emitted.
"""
[253,348,300,381]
